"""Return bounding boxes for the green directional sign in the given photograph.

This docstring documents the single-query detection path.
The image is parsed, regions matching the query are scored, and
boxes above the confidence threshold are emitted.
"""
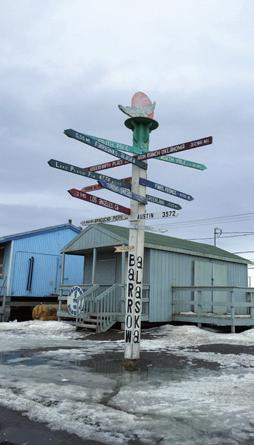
[157,155,206,170]
[64,129,147,170]
[86,134,206,171]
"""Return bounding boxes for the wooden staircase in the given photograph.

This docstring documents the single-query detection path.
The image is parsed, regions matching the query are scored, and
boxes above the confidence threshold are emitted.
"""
[76,283,121,332]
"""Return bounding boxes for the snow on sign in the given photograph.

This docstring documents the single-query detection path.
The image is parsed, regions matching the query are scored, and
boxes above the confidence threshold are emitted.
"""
[68,189,131,215]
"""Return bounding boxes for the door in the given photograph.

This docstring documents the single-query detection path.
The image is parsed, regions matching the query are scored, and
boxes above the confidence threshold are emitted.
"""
[194,261,228,314]
[12,252,59,296]
[94,258,116,286]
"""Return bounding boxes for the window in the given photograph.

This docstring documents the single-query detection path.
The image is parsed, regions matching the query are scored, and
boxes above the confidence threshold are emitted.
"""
[0,248,4,276]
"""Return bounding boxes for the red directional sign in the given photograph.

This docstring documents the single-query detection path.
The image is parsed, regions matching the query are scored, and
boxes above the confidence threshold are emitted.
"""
[82,136,213,172]
[68,189,131,215]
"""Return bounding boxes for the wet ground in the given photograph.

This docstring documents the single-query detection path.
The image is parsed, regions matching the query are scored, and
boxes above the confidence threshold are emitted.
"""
[0,322,254,444]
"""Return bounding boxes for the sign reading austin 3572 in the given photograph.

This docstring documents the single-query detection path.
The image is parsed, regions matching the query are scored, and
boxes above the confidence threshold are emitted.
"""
[125,253,143,344]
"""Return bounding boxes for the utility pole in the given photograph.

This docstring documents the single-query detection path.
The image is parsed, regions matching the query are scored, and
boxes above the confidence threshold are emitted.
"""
[214,227,222,246]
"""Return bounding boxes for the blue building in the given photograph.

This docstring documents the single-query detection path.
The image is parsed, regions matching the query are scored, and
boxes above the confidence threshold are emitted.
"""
[0,223,84,309]
[58,224,254,333]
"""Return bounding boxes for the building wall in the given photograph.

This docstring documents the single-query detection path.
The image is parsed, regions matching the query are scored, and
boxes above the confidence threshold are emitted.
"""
[8,229,83,297]
[0,243,12,295]
[149,249,248,322]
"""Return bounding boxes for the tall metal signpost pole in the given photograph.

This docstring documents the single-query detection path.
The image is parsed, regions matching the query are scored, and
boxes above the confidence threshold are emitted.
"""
[123,115,158,361]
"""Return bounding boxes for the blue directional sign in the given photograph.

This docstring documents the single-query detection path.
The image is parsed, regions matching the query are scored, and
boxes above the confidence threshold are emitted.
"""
[98,180,146,204]
[139,178,193,201]
[64,129,147,170]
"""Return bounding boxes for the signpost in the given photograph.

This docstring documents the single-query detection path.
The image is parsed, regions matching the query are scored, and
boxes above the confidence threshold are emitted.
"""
[64,129,147,170]
[68,188,130,215]
[48,91,213,367]
[139,178,193,201]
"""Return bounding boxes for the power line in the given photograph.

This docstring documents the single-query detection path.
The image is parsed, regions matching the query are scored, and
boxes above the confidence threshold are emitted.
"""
[151,211,254,230]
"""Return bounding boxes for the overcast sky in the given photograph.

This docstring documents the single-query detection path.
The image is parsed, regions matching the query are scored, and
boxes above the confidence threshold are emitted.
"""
[1,0,254,259]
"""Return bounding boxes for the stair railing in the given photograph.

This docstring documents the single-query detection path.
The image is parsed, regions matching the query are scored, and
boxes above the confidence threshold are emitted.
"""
[76,284,101,326]
[96,283,121,333]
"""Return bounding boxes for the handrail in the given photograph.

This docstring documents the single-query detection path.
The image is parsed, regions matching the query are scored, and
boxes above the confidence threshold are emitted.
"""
[96,284,121,333]
[172,286,254,327]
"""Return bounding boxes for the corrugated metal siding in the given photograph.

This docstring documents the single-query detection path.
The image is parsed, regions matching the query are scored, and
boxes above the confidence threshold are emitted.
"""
[9,228,83,297]
[149,250,248,323]
[65,226,126,253]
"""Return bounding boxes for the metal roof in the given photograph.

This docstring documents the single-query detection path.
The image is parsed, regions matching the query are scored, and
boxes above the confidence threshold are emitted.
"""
[0,223,81,245]
[64,223,249,264]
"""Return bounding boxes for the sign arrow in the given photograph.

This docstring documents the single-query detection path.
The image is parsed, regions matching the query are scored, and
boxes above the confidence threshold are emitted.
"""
[68,189,131,215]
[81,214,129,225]
[139,178,193,201]
[80,136,212,172]
[48,159,130,188]
[81,177,132,193]
[98,179,147,204]
[84,134,207,170]
[146,195,181,210]
[64,129,147,170]
[96,178,182,210]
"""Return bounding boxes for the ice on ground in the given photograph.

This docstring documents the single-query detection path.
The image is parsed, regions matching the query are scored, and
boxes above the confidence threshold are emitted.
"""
[1,320,254,444]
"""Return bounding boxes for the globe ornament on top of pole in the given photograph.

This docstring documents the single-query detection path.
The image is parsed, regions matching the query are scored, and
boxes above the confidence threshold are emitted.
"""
[119,92,159,366]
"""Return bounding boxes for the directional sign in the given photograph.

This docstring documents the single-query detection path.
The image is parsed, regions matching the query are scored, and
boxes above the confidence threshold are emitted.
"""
[80,136,212,172]
[68,189,131,215]
[139,178,193,201]
[83,135,206,171]
[64,129,147,170]
[114,245,135,253]
[157,156,206,170]
[48,159,129,188]
[146,195,182,210]
[131,210,179,221]
[81,214,129,226]
[81,177,132,193]
[86,134,145,154]
[98,179,147,204]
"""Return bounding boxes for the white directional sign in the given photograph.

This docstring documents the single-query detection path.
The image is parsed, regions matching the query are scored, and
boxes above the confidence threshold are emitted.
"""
[81,214,129,225]
[114,245,135,253]
[131,210,179,221]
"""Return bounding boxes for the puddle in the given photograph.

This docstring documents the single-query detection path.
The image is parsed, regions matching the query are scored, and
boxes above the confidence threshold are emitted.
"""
[0,348,220,382]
